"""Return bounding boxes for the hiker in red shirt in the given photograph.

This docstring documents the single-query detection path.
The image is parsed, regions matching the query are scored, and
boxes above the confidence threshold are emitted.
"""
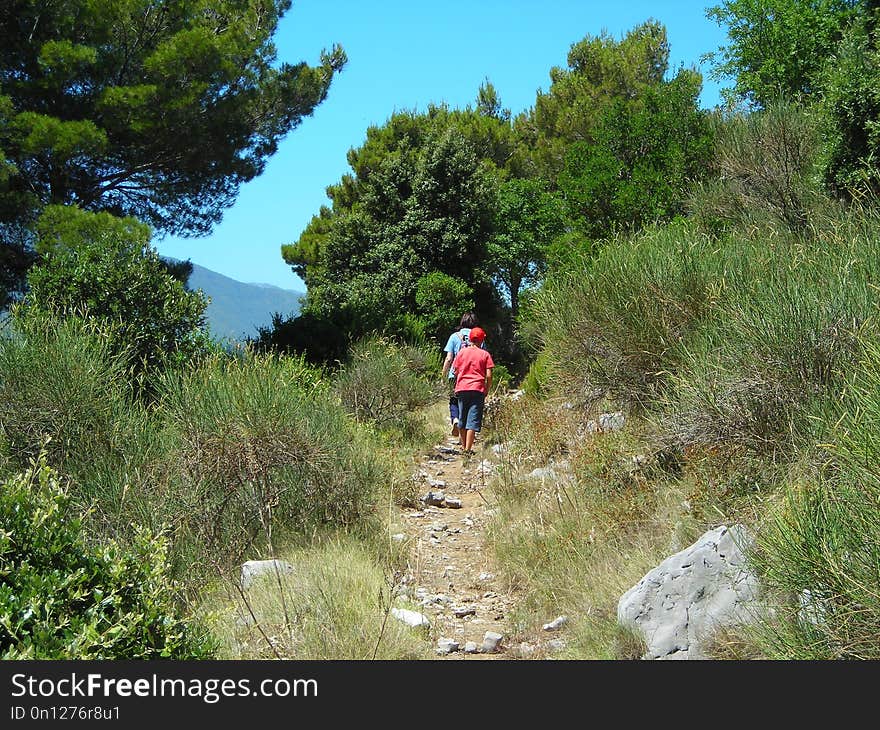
[451,326,494,455]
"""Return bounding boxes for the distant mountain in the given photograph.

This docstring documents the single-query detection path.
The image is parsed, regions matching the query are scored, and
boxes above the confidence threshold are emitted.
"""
[186,263,304,342]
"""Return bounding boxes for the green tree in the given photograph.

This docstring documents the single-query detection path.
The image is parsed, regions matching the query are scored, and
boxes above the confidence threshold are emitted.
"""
[515,20,673,181]
[818,4,880,197]
[488,178,565,322]
[282,109,502,349]
[0,0,345,301]
[705,0,862,108]
[414,271,475,344]
[557,70,714,240]
[24,205,208,375]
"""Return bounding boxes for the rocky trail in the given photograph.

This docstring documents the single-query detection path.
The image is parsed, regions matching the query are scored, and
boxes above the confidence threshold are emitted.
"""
[392,434,518,658]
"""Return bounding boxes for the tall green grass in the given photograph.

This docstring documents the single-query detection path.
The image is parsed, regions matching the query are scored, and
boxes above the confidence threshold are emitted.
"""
[204,538,431,660]
[334,335,442,438]
[746,339,880,659]
[523,221,722,409]
[154,352,387,584]
[0,312,133,467]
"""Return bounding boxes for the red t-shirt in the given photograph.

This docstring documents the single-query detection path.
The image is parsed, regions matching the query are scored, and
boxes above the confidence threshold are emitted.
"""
[452,345,495,395]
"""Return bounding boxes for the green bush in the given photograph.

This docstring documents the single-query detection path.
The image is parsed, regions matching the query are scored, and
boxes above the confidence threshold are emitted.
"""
[0,311,131,466]
[745,338,880,659]
[155,352,386,582]
[334,336,441,435]
[0,455,214,659]
[414,272,474,345]
[26,205,209,380]
[688,100,826,237]
[666,214,880,455]
[527,221,718,408]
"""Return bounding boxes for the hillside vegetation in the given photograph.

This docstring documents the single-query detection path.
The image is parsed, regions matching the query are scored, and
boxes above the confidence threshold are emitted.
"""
[2,1,879,659]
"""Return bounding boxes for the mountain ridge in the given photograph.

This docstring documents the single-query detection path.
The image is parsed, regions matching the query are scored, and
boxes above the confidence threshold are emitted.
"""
[183,262,304,342]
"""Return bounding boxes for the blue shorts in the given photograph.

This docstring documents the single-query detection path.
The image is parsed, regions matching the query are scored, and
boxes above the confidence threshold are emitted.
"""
[456,390,485,432]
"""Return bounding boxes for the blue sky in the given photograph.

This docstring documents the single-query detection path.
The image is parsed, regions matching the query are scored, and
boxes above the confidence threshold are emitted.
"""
[154,1,731,291]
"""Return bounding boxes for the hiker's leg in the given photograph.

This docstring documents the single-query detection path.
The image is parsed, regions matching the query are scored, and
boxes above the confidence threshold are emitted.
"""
[464,429,476,451]
[466,393,485,452]
[460,391,483,453]
[457,395,467,447]
[448,382,461,436]
[448,381,459,423]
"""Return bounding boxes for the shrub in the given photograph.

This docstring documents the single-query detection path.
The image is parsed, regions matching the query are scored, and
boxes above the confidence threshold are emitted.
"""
[334,336,441,435]
[206,538,430,660]
[0,311,131,466]
[0,455,214,659]
[688,100,826,236]
[155,352,386,582]
[527,221,718,408]
[665,214,880,456]
[25,205,209,379]
[745,337,880,659]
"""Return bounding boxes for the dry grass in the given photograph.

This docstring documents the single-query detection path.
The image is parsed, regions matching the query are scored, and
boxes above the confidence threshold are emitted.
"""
[201,537,432,660]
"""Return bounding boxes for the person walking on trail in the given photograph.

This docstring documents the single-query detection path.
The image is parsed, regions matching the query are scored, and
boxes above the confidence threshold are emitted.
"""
[441,312,479,437]
[451,326,494,455]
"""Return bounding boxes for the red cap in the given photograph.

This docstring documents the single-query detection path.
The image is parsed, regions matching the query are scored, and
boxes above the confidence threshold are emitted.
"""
[468,327,486,344]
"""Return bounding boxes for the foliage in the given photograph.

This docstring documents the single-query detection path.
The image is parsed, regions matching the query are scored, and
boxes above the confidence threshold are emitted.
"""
[0,454,214,659]
[488,178,566,321]
[414,271,475,346]
[818,6,880,199]
[24,205,209,377]
[334,336,441,436]
[516,20,674,180]
[0,0,345,233]
[283,112,501,347]
[557,70,714,240]
[705,0,863,108]
[155,352,385,582]
[251,310,350,365]
[0,311,130,467]
[689,100,826,235]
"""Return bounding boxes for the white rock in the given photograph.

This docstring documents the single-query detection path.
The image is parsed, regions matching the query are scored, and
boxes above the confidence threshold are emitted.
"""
[478,572,495,582]
[427,478,446,488]
[421,491,446,507]
[542,615,569,631]
[464,641,480,654]
[436,638,460,655]
[528,466,556,480]
[617,524,761,660]
[445,497,463,509]
[597,411,625,431]
[481,631,503,653]
[390,607,431,628]
[391,533,406,542]
[240,559,295,590]
[453,606,477,618]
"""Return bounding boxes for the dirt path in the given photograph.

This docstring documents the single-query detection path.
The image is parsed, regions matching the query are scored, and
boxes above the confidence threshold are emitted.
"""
[395,434,520,659]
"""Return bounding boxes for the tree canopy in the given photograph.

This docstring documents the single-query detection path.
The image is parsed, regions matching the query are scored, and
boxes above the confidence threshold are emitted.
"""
[705,0,862,107]
[0,0,345,302]
[282,105,509,347]
[25,204,208,375]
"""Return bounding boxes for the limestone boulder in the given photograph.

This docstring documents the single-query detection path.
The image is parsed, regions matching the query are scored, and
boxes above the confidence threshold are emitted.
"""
[617,525,761,659]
